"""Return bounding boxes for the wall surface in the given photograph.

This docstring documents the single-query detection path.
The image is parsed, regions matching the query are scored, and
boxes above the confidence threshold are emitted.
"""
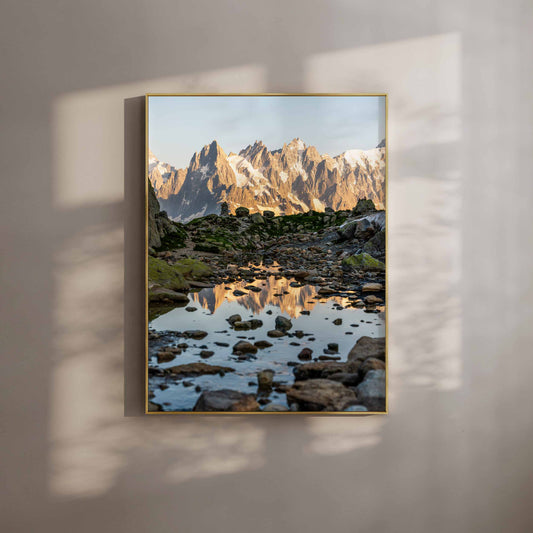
[1,1,533,532]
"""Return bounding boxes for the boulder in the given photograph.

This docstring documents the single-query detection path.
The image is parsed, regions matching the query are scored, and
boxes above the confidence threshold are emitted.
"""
[326,372,361,386]
[168,363,234,377]
[199,350,214,358]
[275,316,293,332]
[294,360,361,381]
[363,230,385,255]
[232,341,258,354]
[356,370,386,411]
[235,206,250,218]
[286,379,357,411]
[354,218,375,240]
[337,220,358,240]
[348,336,386,362]
[149,287,189,303]
[250,213,265,224]
[359,357,386,377]
[263,210,275,219]
[194,390,259,412]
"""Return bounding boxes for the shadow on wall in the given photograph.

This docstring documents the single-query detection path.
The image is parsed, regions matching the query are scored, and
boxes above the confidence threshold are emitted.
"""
[45,34,464,522]
[0,27,464,532]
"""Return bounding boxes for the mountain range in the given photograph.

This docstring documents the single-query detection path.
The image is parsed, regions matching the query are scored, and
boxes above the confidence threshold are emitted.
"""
[149,138,385,222]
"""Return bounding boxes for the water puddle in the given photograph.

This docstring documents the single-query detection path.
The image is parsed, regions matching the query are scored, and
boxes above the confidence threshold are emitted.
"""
[149,274,385,411]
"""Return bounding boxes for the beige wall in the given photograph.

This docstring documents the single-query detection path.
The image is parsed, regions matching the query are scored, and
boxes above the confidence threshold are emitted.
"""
[1,1,532,532]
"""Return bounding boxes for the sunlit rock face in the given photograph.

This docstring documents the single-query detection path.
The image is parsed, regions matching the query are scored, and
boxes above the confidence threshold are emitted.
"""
[149,138,385,222]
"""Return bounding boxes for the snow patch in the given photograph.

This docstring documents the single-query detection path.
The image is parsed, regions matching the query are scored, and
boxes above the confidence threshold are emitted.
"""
[343,147,384,168]
[279,171,288,183]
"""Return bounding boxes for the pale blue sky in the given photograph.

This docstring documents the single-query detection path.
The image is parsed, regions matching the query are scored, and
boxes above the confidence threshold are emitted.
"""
[148,95,385,169]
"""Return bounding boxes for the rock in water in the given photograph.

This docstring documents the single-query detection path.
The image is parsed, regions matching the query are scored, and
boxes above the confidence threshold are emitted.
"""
[359,357,386,377]
[148,401,162,412]
[227,314,242,325]
[232,341,258,354]
[149,287,189,303]
[194,390,260,412]
[183,330,208,339]
[275,316,293,331]
[362,282,384,292]
[267,330,286,338]
[168,363,235,376]
[286,379,357,411]
[233,321,252,330]
[254,340,273,349]
[298,348,313,360]
[348,336,386,361]
[333,318,342,325]
[356,370,386,411]
[156,351,176,363]
[257,369,275,390]
[294,361,361,381]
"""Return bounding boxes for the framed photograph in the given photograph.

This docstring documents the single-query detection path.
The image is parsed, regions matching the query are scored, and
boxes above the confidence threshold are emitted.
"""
[146,93,387,414]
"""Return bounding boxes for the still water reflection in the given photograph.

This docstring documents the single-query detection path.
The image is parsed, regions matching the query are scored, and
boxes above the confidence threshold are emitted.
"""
[149,275,385,411]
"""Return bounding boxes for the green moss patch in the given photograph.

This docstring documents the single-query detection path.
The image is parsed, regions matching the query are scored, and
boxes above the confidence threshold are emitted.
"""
[148,256,189,290]
[342,253,385,271]
[172,258,213,279]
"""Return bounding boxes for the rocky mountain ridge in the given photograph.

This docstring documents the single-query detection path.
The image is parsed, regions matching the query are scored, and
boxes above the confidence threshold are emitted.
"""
[149,138,385,222]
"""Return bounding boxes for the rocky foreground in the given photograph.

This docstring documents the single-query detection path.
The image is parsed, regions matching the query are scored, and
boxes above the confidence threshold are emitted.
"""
[148,194,386,412]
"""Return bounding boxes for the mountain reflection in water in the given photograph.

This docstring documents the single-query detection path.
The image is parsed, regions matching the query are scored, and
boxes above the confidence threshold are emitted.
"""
[191,276,353,318]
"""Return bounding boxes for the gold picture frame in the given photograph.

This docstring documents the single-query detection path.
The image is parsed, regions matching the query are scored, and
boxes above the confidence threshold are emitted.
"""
[145,93,388,415]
